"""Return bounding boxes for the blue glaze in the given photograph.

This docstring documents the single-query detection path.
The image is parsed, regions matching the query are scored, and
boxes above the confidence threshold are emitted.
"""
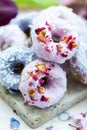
[0,46,36,94]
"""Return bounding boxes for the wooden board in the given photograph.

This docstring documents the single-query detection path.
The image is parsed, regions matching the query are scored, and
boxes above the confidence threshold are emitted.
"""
[0,74,87,128]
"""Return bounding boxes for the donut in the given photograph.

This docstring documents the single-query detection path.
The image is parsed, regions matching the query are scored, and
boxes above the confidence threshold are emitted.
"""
[0,24,28,51]
[31,6,80,64]
[19,59,67,108]
[10,11,39,37]
[60,60,71,74]
[0,46,36,94]
[70,43,87,85]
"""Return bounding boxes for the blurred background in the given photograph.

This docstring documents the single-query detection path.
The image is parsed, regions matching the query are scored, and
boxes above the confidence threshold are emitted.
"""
[0,0,87,26]
[13,0,87,19]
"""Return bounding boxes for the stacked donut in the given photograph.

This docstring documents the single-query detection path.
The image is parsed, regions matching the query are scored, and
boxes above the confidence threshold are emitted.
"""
[0,5,87,108]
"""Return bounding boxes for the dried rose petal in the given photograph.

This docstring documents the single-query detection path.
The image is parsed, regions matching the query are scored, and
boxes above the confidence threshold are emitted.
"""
[28,89,36,96]
[40,95,49,101]
[0,0,18,26]
[24,101,29,106]
[38,86,45,94]
[36,64,47,72]
[35,27,46,34]
[69,112,87,130]
[56,44,63,52]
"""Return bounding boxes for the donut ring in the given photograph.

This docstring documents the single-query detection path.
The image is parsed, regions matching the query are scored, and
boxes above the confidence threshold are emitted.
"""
[19,59,67,108]
[31,6,79,64]
[0,24,28,51]
[0,46,36,94]
[70,44,87,85]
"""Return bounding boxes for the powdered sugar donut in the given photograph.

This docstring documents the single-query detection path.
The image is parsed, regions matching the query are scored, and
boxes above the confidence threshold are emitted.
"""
[19,59,67,108]
[70,43,87,85]
[0,24,28,51]
[31,6,83,64]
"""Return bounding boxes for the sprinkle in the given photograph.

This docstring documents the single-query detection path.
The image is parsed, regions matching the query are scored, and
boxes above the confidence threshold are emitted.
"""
[47,68,51,71]
[38,86,45,94]
[32,74,38,80]
[10,118,20,129]
[37,29,51,44]
[60,51,68,57]
[61,35,72,43]
[24,101,29,106]
[27,71,33,77]
[27,71,38,80]
[39,79,45,85]
[49,64,55,68]
[56,44,63,52]
[61,35,77,47]
[13,109,17,115]
[65,35,73,43]
[37,30,47,44]
[61,36,68,42]
[35,27,46,34]
[68,42,78,50]
[45,46,51,52]
[40,95,50,101]
[43,71,49,76]
[28,89,36,96]
[72,42,78,49]
[28,82,33,86]
[30,96,38,101]
[46,35,52,42]
[36,63,47,72]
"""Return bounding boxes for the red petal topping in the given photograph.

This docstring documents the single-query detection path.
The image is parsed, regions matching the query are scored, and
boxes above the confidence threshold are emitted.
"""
[35,27,46,34]
[40,95,49,102]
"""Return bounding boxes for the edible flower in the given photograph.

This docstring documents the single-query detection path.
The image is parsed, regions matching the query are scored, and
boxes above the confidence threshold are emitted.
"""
[40,95,50,101]
[36,63,47,73]
[28,89,36,96]
[38,86,45,94]
[10,118,20,129]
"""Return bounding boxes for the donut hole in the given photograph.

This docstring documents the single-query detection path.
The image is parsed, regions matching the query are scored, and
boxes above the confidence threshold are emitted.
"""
[9,88,19,94]
[43,77,58,90]
[10,62,24,75]
[24,27,30,37]
[39,76,49,86]
[52,34,61,43]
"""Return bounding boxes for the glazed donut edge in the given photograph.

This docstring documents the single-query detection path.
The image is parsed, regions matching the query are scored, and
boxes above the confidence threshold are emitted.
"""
[19,59,67,108]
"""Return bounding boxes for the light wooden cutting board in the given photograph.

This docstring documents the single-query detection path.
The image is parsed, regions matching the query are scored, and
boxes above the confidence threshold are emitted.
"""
[0,74,87,128]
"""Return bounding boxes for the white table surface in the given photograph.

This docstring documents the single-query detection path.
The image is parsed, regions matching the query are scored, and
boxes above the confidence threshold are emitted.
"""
[0,97,87,130]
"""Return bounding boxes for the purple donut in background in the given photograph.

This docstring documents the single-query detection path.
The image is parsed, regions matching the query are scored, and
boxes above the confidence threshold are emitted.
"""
[0,0,18,26]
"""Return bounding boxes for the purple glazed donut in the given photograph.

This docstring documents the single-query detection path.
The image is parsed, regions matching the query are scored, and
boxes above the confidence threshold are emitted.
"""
[31,6,87,64]
[0,24,28,51]
[19,59,67,108]
[70,43,87,85]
